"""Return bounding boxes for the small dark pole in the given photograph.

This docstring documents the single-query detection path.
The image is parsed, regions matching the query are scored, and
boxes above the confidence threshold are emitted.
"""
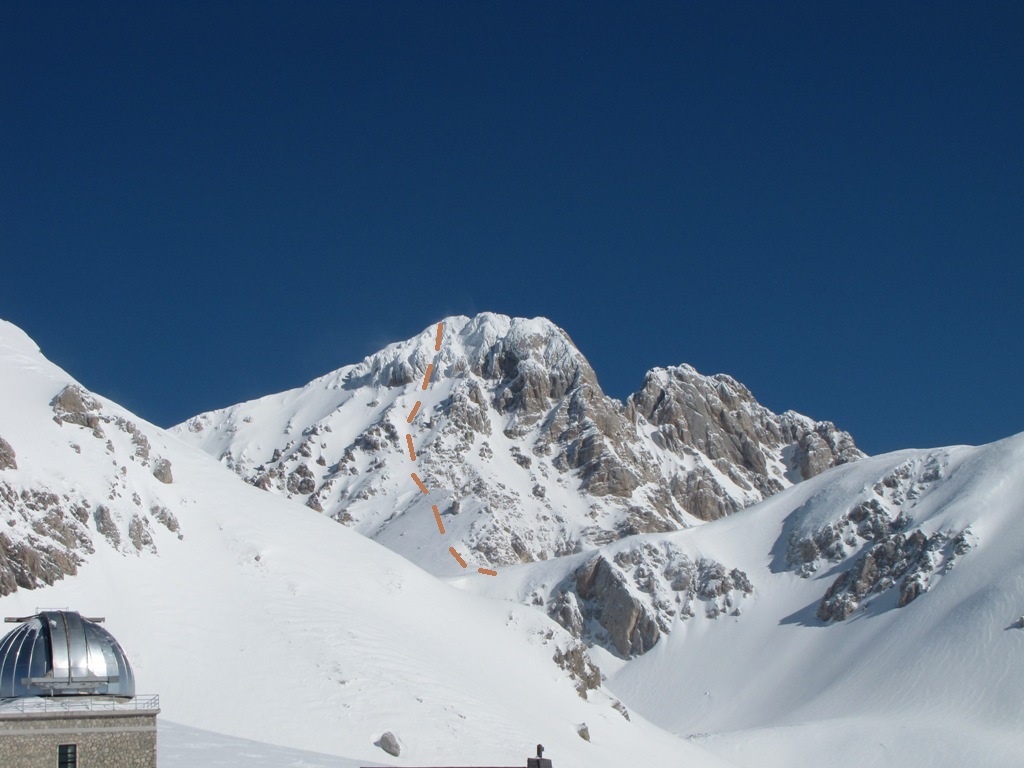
[527,743,552,768]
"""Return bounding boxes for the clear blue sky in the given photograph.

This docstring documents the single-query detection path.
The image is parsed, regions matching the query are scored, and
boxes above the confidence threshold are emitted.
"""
[2,2,1021,455]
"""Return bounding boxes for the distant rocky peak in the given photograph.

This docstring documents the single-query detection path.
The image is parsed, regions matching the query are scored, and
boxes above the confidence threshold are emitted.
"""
[349,313,595,396]
[174,312,865,571]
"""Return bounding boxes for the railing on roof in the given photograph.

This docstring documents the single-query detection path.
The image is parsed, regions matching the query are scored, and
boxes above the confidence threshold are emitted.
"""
[0,694,159,715]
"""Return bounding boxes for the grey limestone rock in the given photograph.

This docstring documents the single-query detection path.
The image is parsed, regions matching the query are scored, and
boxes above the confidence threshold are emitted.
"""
[0,437,15,471]
[377,731,401,757]
[552,541,753,657]
[817,526,973,622]
[152,458,174,484]
[286,463,316,495]
[0,483,93,596]
[128,514,156,553]
[93,505,121,548]
[151,505,183,539]
[552,640,602,698]
[0,532,83,596]
[51,384,105,437]
[575,555,661,657]
[627,365,864,520]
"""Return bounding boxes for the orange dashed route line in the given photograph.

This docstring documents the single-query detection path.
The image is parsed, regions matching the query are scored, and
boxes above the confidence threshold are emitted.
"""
[411,472,429,495]
[406,321,496,576]
[449,547,467,568]
[406,401,421,423]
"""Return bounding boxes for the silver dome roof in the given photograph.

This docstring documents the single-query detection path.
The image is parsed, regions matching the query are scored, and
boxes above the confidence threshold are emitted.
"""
[0,611,135,698]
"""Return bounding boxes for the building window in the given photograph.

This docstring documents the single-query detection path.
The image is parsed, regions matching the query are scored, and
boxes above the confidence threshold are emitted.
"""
[58,744,77,768]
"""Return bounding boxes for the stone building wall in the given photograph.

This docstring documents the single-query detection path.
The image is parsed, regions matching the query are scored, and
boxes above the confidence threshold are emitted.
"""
[0,711,157,767]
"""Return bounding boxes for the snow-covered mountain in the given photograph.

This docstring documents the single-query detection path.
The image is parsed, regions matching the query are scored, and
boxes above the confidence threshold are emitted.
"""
[0,318,726,768]
[174,314,862,577]
[4,315,1024,768]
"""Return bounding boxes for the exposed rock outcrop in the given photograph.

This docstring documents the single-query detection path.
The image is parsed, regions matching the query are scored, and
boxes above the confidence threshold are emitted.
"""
[0,483,93,595]
[626,365,864,520]
[52,384,105,437]
[785,452,977,621]
[129,514,157,553]
[817,527,973,621]
[552,641,602,699]
[574,555,662,657]
[152,458,174,484]
[551,542,753,657]
[0,437,15,471]
[151,505,183,539]
[94,505,121,548]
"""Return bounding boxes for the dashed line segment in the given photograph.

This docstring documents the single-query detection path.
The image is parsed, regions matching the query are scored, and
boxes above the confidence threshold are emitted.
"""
[406,322,496,577]
[449,547,468,568]
[406,401,421,423]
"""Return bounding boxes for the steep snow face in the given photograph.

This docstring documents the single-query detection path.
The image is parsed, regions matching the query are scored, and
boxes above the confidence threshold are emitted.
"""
[174,313,862,574]
[0,318,731,768]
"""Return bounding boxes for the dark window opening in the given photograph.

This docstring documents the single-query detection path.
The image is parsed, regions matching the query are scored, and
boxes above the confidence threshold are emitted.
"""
[58,744,77,768]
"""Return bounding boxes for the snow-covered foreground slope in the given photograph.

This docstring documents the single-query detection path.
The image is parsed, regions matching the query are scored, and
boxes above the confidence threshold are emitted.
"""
[0,319,729,767]
[465,436,1024,767]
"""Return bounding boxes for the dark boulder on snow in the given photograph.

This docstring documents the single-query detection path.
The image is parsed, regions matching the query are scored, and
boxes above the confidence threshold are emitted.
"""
[377,731,401,757]
[152,457,174,484]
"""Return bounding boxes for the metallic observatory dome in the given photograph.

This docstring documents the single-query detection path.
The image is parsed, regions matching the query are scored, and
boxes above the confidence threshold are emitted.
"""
[0,611,135,698]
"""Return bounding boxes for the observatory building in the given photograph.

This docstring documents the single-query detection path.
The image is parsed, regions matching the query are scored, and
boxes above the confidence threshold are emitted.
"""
[0,610,158,767]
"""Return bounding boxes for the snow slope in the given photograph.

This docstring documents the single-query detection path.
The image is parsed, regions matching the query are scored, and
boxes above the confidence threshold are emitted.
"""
[0,318,730,768]
[464,437,1024,767]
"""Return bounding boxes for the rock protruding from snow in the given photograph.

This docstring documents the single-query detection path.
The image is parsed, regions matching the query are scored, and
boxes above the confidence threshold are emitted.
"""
[0,483,93,595]
[626,365,864,520]
[552,640,602,699]
[152,457,174,484]
[817,527,974,621]
[572,554,662,657]
[551,541,753,657]
[784,452,978,621]
[0,437,15,471]
[52,384,105,436]
[377,731,401,757]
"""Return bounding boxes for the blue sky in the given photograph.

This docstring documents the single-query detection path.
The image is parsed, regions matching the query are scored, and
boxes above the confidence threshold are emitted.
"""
[2,1,1021,456]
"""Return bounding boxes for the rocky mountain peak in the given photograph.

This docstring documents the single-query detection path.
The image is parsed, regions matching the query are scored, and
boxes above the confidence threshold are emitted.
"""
[174,313,865,573]
[345,313,595,400]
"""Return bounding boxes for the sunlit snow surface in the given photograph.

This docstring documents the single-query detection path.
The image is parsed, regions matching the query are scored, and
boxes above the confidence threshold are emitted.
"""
[2,317,1024,767]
